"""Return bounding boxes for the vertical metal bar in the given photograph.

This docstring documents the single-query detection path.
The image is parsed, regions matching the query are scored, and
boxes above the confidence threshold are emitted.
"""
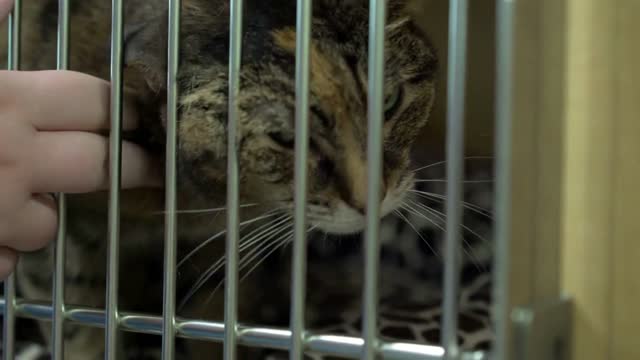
[289,0,312,358]
[2,2,20,359]
[492,1,514,360]
[105,0,124,358]
[224,0,244,358]
[162,0,181,359]
[361,0,386,359]
[52,1,70,358]
[442,0,469,359]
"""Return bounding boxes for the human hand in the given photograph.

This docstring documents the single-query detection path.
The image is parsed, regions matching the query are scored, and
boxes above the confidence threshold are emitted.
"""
[0,0,12,21]
[0,0,161,280]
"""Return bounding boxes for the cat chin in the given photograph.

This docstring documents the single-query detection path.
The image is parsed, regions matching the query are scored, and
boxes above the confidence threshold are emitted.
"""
[314,221,367,235]
[310,189,409,235]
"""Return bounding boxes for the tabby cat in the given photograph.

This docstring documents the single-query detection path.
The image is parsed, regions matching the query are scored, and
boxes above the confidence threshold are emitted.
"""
[9,0,439,358]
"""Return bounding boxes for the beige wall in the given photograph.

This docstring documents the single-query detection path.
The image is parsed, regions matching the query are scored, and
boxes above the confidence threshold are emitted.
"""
[503,0,640,358]
[562,0,640,359]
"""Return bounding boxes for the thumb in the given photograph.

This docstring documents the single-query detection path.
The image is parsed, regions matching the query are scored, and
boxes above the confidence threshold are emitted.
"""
[0,0,13,22]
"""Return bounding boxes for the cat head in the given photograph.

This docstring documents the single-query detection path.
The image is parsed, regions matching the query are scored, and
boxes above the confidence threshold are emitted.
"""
[125,0,437,234]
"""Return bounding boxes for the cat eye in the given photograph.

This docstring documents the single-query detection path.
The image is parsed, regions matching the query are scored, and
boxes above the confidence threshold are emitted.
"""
[384,86,404,120]
[267,131,295,148]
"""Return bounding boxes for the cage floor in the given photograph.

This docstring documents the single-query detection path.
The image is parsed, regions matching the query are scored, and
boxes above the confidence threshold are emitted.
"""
[7,272,492,360]
[7,271,492,360]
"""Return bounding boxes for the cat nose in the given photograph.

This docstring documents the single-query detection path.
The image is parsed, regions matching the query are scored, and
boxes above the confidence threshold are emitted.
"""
[349,180,387,215]
[342,152,387,215]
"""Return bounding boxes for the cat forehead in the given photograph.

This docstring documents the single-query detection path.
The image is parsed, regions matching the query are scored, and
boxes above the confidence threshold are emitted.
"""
[271,29,348,96]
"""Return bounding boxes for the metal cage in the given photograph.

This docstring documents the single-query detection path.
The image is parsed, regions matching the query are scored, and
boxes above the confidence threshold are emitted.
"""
[1,0,516,359]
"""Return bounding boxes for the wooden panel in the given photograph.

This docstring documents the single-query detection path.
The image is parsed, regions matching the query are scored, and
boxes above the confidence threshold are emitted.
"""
[610,0,640,358]
[509,0,568,306]
[531,0,567,302]
[508,0,539,306]
[561,1,616,359]
[509,1,639,358]
[500,0,568,356]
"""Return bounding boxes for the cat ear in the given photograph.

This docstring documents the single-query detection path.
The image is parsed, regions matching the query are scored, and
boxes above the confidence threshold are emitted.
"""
[386,0,430,37]
[386,16,412,33]
[123,15,168,94]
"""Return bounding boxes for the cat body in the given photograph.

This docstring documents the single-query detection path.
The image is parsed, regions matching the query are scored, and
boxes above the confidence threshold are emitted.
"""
[10,0,438,358]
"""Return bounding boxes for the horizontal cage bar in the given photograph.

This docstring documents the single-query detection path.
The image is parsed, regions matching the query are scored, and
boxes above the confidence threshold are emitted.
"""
[0,299,487,360]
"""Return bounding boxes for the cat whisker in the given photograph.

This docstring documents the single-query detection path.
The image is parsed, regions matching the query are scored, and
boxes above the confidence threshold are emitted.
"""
[177,207,287,269]
[238,214,293,252]
[178,256,226,310]
[408,199,490,246]
[204,223,308,305]
[393,208,440,259]
[238,225,317,285]
[402,202,445,230]
[239,237,291,279]
[402,201,486,272]
[179,214,293,309]
[413,179,494,184]
[150,203,260,215]
[411,156,493,173]
[239,229,294,277]
[408,189,493,219]
[306,216,364,225]
[205,225,317,306]
[400,204,484,270]
[201,234,294,307]
[204,229,294,306]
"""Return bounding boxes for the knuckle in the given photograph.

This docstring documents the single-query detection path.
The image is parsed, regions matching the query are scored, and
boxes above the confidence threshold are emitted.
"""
[0,115,27,167]
[0,71,15,110]
[0,220,14,248]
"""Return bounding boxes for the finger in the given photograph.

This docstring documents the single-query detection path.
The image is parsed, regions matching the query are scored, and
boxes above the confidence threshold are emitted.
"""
[30,131,163,194]
[0,0,12,21]
[0,70,140,131]
[0,247,18,281]
[0,194,57,252]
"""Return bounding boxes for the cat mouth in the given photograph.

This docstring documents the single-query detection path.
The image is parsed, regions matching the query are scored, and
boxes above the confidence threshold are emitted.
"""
[308,191,406,235]
[303,174,414,235]
[311,217,368,235]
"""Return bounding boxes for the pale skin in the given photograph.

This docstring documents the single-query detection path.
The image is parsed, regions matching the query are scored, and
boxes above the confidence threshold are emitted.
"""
[0,0,160,280]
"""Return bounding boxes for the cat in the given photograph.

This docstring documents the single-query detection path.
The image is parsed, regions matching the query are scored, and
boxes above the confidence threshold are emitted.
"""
[8,0,439,358]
